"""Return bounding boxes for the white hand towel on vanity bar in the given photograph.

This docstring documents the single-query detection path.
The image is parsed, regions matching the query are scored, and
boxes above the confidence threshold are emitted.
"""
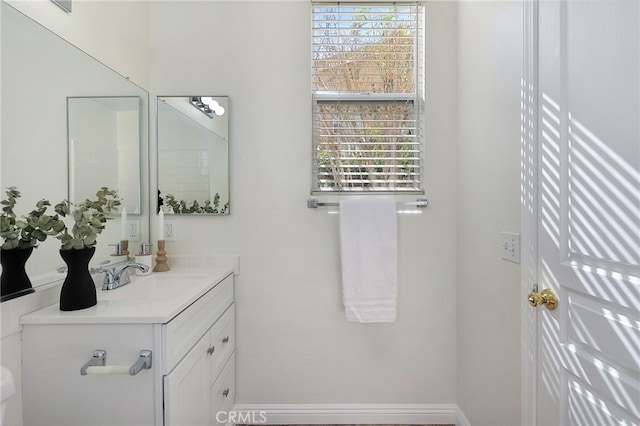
[339,197,398,322]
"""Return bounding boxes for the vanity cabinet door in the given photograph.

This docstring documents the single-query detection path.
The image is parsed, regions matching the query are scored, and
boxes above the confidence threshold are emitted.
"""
[162,275,235,426]
[163,332,212,426]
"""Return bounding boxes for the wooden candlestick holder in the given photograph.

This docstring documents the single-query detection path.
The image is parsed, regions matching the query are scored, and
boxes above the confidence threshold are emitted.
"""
[153,239,170,272]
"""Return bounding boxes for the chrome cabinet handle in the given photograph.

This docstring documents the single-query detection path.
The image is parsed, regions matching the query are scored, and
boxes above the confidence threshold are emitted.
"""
[80,349,152,376]
[222,336,229,343]
[129,350,153,375]
[80,350,106,375]
[222,388,230,398]
[207,346,215,355]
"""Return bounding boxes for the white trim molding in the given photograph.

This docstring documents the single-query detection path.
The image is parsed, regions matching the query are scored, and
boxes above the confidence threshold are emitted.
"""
[232,403,471,425]
[521,1,539,426]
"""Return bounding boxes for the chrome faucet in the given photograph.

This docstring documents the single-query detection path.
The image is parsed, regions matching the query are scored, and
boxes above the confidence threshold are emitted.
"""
[98,262,150,290]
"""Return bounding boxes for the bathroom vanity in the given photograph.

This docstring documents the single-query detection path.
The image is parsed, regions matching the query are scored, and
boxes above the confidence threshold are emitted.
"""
[20,264,235,426]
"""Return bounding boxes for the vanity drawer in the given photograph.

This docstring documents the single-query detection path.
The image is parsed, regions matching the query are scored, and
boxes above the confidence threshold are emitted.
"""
[210,304,235,383]
[211,356,236,426]
[163,274,233,372]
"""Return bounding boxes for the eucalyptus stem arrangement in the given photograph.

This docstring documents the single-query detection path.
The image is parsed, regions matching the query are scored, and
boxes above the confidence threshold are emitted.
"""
[0,187,64,250]
[1,186,66,300]
[163,192,229,214]
[54,187,121,250]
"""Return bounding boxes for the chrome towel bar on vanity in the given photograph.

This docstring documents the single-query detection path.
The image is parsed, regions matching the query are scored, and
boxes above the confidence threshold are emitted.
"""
[80,349,152,376]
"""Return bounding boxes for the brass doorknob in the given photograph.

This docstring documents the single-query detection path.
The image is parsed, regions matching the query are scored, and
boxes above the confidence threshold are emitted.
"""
[528,288,558,310]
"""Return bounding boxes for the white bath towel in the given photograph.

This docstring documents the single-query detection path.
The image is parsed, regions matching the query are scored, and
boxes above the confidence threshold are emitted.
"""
[339,197,398,322]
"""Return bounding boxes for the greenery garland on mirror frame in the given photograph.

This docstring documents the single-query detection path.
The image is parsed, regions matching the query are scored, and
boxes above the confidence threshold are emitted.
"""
[163,193,229,215]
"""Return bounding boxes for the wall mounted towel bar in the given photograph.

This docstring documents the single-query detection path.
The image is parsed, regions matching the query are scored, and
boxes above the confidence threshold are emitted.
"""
[307,198,428,209]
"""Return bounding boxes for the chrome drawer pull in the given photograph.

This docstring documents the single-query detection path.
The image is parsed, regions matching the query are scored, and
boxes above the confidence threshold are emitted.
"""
[207,346,215,355]
[222,388,230,398]
[222,336,229,343]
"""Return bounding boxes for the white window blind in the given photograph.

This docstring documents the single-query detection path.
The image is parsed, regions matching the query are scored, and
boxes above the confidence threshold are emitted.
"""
[312,2,424,193]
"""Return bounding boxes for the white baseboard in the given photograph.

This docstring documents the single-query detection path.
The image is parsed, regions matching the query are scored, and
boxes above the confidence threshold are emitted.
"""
[232,403,471,425]
[454,406,472,426]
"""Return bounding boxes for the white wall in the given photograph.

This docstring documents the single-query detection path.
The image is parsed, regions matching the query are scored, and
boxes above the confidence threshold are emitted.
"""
[5,0,150,88]
[148,1,459,404]
[1,1,527,424]
[456,1,523,425]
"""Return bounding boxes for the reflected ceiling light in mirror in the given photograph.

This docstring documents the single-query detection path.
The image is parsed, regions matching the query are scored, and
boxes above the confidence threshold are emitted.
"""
[190,96,225,118]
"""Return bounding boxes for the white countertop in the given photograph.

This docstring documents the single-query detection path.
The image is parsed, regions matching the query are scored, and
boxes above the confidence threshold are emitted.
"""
[20,265,235,325]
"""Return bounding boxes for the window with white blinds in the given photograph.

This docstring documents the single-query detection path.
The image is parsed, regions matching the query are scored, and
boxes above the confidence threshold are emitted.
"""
[312,2,425,193]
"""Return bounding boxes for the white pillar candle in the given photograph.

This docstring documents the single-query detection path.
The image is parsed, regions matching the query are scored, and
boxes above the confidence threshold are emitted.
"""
[121,207,127,240]
[158,209,164,240]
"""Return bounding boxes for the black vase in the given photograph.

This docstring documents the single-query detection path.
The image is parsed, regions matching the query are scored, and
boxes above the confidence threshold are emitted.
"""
[59,247,97,311]
[0,247,35,302]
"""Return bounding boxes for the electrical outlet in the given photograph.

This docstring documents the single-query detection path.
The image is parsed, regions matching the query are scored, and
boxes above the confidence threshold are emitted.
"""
[164,220,176,241]
[501,232,521,263]
[127,220,141,242]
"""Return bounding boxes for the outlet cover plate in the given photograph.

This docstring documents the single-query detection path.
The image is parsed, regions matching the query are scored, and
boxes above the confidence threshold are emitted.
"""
[164,220,176,241]
[127,220,141,242]
[501,232,521,263]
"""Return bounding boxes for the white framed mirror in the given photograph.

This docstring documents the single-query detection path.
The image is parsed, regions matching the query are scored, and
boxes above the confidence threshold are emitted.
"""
[157,96,229,215]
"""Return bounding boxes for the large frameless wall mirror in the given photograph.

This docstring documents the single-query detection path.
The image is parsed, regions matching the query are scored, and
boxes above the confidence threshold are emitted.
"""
[68,96,142,214]
[157,96,230,215]
[1,3,150,301]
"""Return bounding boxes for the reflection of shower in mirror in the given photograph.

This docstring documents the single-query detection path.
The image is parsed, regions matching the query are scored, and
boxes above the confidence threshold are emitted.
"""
[67,96,142,215]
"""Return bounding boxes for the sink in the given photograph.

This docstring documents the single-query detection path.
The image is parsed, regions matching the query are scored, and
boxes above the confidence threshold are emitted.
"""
[98,274,209,302]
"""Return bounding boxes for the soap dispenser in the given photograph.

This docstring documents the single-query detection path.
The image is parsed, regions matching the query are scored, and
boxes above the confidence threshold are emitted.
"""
[109,242,128,262]
[135,243,153,275]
